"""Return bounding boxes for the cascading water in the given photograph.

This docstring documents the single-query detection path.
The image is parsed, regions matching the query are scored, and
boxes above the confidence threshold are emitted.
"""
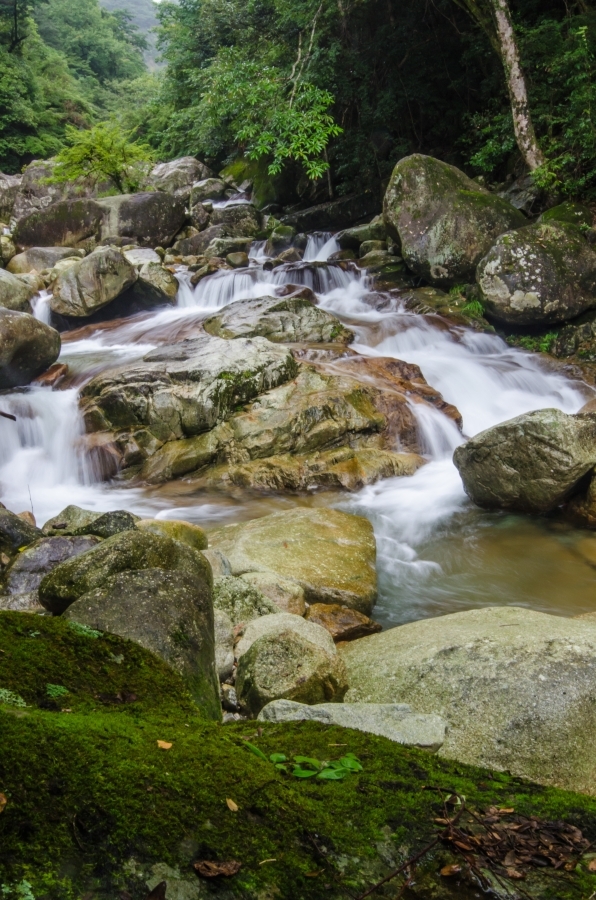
[6,234,596,623]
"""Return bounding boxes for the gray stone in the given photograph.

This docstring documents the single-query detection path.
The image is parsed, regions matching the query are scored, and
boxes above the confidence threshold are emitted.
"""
[12,159,106,221]
[13,199,105,250]
[341,606,596,794]
[383,154,526,287]
[201,549,232,578]
[1,535,100,602]
[477,221,596,326]
[189,179,228,204]
[210,203,262,238]
[148,157,212,200]
[204,237,253,258]
[0,508,42,555]
[453,408,596,513]
[240,572,306,615]
[7,247,84,274]
[0,235,16,266]
[125,261,178,307]
[0,172,21,221]
[337,219,387,250]
[235,612,336,660]
[203,294,353,344]
[174,225,226,257]
[50,246,138,317]
[258,700,447,751]
[42,504,107,536]
[281,191,380,233]
[0,269,35,312]
[123,248,161,267]
[214,608,234,681]
[96,192,187,248]
[0,309,61,389]
[213,576,278,628]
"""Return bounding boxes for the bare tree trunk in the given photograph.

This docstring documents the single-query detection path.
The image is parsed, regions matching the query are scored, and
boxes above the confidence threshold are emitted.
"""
[490,0,544,170]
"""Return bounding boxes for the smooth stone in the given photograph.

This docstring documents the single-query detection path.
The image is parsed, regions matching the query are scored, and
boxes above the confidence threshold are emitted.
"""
[201,549,232,578]
[0,309,60,389]
[235,612,337,660]
[240,572,306,616]
[50,246,137,317]
[1,535,100,599]
[0,269,36,312]
[7,247,83,274]
[136,519,208,552]
[214,608,234,682]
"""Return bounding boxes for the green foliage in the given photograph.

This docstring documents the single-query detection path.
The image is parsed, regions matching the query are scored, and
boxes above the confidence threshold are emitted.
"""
[461,299,485,318]
[49,121,153,193]
[0,688,26,708]
[245,742,363,780]
[45,684,68,700]
[67,621,101,638]
[507,332,558,354]
[1,881,36,900]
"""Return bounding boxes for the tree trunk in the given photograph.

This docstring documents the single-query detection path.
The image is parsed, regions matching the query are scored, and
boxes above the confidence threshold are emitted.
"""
[490,0,544,170]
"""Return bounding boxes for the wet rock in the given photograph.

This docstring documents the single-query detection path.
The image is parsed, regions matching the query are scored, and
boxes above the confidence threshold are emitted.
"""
[0,171,21,221]
[0,309,61,389]
[13,199,106,250]
[50,246,138,317]
[209,508,377,614]
[7,247,84,274]
[147,157,212,201]
[122,260,178,308]
[204,237,253,258]
[258,700,447,751]
[0,535,100,607]
[383,154,525,287]
[240,572,306,615]
[189,178,228,204]
[213,575,278,627]
[226,251,249,268]
[342,605,596,794]
[0,269,36,312]
[453,408,596,514]
[236,625,349,715]
[477,221,596,326]
[136,519,208,552]
[337,218,387,250]
[0,508,43,555]
[305,603,382,642]
[203,294,353,344]
[360,240,387,257]
[80,335,298,472]
[565,472,596,528]
[96,193,187,248]
[210,203,262,237]
[214,608,234,681]
[64,557,219,718]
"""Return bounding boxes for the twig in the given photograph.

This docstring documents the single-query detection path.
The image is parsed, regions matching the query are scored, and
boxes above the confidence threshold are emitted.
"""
[0,410,16,421]
[354,835,442,900]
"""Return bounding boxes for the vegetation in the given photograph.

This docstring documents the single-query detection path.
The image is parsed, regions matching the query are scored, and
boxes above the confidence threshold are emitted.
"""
[48,122,153,192]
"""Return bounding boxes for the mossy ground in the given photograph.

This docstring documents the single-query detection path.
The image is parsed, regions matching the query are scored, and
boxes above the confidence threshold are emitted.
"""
[2,612,596,900]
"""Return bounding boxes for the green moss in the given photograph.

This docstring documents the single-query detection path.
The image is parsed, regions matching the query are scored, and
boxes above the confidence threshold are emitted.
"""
[2,611,596,899]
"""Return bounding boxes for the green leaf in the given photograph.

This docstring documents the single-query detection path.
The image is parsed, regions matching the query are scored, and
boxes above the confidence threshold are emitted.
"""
[339,756,363,771]
[245,742,267,761]
[293,756,321,770]
[292,767,319,778]
[317,767,349,780]
[274,763,288,772]
[269,753,287,763]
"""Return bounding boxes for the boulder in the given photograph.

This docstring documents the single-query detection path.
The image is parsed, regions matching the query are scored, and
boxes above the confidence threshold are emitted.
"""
[209,508,377,614]
[174,225,226,256]
[13,199,105,250]
[1,535,100,609]
[204,237,253,258]
[136,518,208,552]
[96,193,187,248]
[0,309,61,389]
[12,159,106,221]
[189,202,211,231]
[121,261,178,308]
[337,218,387,250]
[258,700,447,751]
[565,471,596,529]
[236,627,349,715]
[496,172,548,216]
[210,203,262,237]
[0,508,43,555]
[0,171,21,221]
[226,251,249,268]
[203,294,353,344]
[240,572,306,615]
[201,548,232,578]
[64,560,219,718]
[189,179,228,204]
[477,222,596,326]
[50,246,138,317]
[122,248,161,267]
[79,335,298,471]
[0,235,16,266]
[341,606,596,794]
[213,575,278,626]
[0,269,36,312]
[281,191,380,233]
[7,246,84,274]
[539,201,593,229]
[235,612,337,660]
[383,154,526,287]
[305,603,382,642]
[42,505,138,537]
[147,157,212,200]
[453,408,596,513]
[214,608,234,681]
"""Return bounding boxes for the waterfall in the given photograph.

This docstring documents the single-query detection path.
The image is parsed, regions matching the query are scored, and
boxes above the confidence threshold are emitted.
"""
[303,232,340,262]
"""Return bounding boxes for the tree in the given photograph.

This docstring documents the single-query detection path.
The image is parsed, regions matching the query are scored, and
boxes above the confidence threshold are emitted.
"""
[455,0,544,171]
[49,122,153,193]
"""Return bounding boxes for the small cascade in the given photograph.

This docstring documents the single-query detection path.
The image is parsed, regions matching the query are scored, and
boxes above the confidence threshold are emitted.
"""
[410,402,463,459]
[31,291,53,324]
[303,232,340,262]
[248,240,269,261]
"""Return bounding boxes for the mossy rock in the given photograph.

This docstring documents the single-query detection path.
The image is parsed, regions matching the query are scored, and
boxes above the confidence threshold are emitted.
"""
[2,614,596,899]
[539,201,593,230]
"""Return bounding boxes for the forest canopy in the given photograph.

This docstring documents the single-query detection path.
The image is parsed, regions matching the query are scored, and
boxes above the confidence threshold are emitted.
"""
[1,0,595,205]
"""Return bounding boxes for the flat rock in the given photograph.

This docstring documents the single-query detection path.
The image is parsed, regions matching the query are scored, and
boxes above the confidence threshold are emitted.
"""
[209,507,377,614]
[0,309,61,389]
[305,603,382,642]
[258,700,447,751]
[96,192,186,248]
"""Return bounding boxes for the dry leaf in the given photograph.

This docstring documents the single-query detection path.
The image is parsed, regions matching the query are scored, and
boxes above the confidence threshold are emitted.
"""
[0,793,6,814]
[259,859,277,866]
[498,808,515,814]
[194,860,241,878]
[156,740,172,750]
[588,859,596,872]
[440,864,461,877]
[226,798,239,812]
[506,868,526,880]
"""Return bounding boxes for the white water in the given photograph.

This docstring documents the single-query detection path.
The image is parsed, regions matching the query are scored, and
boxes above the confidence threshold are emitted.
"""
[5,235,596,622]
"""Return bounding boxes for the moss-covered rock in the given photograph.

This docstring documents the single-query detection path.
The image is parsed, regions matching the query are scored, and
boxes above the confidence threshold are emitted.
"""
[0,308,61,389]
[136,518,208,552]
[3,613,596,899]
[0,509,42,555]
[42,506,139,539]
[210,202,262,237]
[539,201,593,229]
[213,575,278,626]
[477,221,596,326]
[383,154,526,287]
[0,269,35,313]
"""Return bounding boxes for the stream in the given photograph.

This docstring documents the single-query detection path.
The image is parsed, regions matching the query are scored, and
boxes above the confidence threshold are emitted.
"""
[2,232,596,627]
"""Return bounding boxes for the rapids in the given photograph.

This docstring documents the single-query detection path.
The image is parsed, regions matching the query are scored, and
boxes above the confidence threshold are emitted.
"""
[2,236,596,625]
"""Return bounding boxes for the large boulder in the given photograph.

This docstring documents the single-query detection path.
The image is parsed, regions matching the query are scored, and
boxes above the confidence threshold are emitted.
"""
[173,224,226,256]
[79,335,298,471]
[11,159,106,221]
[0,309,61,389]
[117,260,178,310]
[13,199,105,250]
[147,157,212,200]
[96,192,187,248]
[0,508,42,556]
[235,626,349,715]
[50,246,137,317]
[383,154,526,287]
[189,178,228,204]
[7,246,84,274]
[342,606,596,794]
[258,700,447,751]
[337,218,387,250]
[477,221,596,325]
[0,172,21,221]
[209,508,377,614]
[0,269,36,312]
[203,293,353,344]
[210,202,262,237]
[453,408,596,514]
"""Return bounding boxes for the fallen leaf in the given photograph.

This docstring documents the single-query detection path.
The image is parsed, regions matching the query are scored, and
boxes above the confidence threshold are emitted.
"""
[157,740,172,750]
[259,859,277,866]
[194,860,241,878]
[146,882,167,900]
[226,798,239,812]
[440,864,461,877]
[506,868,526,880]
[588,859,596,872]
[0,793,6,814]
[498,808,515,814]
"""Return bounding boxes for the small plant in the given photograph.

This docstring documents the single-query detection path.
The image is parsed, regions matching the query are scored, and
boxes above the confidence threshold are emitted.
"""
[1,881,36,899]
[68,621,101,639]
[245,742,363,781]
[509,332,558,354]
[461,299,485,318]
[0,689,26,708]
[46,684,69,701]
